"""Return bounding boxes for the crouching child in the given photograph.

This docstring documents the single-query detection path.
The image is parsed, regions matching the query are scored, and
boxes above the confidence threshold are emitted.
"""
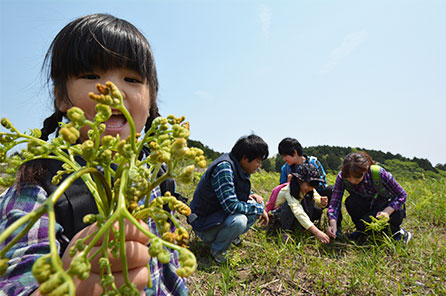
[266,163,330,244]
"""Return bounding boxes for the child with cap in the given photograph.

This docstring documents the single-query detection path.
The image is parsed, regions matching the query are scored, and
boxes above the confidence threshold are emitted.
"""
[267,163,331,243]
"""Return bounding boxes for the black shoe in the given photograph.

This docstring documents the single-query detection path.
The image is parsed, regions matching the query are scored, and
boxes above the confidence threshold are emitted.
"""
[232,236,243,247]
[347,231,363,241]
[394,228,412,244]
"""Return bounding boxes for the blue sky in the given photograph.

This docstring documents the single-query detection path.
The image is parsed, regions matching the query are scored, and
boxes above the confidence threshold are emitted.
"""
[1,0,445,165]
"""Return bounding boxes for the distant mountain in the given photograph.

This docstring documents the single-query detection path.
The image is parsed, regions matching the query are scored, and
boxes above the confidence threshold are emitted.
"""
[187,139,222,161]
[187,140,445,179]
[303,145,437,172]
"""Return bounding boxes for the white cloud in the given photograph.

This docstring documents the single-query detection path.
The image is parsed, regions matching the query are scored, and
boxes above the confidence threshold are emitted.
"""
[257,4,272,40]
[321,29,367,73]
[194,90,214,102]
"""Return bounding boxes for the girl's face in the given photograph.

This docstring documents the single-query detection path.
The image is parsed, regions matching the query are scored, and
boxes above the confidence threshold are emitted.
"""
[345,171,366,185]
[300,181,314,195]
[61,68,151,142]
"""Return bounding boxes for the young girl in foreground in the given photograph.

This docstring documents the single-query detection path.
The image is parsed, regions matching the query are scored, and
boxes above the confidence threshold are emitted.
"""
[268,163,330,244]
[326,152,412,243]
[0,14,187,296]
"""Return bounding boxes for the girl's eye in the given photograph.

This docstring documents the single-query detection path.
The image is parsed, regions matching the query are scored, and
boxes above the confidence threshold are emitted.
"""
[81,74,100,80]
[124,77,143,83]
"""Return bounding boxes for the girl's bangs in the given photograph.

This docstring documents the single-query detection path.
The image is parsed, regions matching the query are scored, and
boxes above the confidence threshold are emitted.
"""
[61,22,152,79]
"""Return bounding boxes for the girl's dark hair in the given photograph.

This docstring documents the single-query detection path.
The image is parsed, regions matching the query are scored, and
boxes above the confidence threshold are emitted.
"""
[341,151,375,178]
[230,134,269,162]
[289,174,319,198]
[289,176,301,198]
[18,14,160,188]
[41,13,159,140]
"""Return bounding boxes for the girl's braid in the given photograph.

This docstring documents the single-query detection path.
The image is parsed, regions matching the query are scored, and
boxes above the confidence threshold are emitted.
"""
[144,105,160,133]
[40,110,65,140]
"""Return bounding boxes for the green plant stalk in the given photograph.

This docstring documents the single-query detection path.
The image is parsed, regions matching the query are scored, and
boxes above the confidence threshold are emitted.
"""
[119,105,137,151]
[47,197,76,295]
[100,230,119,292]
[144,172,171,208]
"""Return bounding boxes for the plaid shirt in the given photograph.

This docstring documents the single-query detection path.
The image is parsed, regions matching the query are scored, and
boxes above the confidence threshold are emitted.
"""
[0,184,188,296]
[327,167,407,221]
[211,161,264,216]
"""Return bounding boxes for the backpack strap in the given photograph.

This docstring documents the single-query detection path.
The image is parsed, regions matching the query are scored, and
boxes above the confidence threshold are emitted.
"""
[370,164,392,201]
[370,165,381,188]
[266,183,289,213]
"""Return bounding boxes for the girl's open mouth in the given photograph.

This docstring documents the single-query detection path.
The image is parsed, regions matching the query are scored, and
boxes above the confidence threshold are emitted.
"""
[104,111,127,129]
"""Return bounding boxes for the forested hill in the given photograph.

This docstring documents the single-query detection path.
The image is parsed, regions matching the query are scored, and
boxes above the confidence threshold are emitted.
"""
[188,139,446,179]
[303,145,436,172]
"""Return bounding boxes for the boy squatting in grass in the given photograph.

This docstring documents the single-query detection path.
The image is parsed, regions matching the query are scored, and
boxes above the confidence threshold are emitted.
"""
[0,14,188,296]
[189,135,269,263]
[278,137,343,237]
[267,163,331,243]
[326,151,412,243]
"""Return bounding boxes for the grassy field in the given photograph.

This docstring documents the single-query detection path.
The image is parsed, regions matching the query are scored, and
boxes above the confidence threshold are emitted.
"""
[178,171,446,296]
[1,169,444,295]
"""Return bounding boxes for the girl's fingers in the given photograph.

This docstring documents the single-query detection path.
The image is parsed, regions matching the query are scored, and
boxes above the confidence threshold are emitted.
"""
[71,219,151,246]
[73,266,149,295]
[89,240,151,272]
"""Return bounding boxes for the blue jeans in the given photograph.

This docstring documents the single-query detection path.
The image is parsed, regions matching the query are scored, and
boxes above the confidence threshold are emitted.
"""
[195,213,258,253]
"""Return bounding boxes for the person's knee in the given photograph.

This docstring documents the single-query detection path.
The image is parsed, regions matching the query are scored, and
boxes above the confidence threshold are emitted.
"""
[227,214,248,234]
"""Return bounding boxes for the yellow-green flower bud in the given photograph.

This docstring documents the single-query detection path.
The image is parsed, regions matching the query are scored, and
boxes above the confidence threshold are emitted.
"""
[31,128,42,138]
[67,107,86,126]
[157,249,171,264]
[95,104,112,123]
[102,135,117,148]
[1,118,12,129]
[81,140,96,162]
[59,125,79,145]
[177,165,195,183]
[39,273,64,294]
[197,160,207,168]
[98,123,106,134]
[83,214,97,224]
[70,255,91,280]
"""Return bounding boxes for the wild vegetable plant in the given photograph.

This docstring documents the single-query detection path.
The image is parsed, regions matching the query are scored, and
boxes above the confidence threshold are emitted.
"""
[0,82,205,295]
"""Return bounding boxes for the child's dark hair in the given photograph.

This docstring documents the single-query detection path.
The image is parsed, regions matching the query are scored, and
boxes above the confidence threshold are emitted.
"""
[230,134,269,162]
[40,13,159,140]
[341,151,375,178]
[289,176,301,198]
[278,137,303,156]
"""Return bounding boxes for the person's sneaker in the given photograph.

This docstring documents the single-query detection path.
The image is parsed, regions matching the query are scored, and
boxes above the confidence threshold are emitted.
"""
[232,236,243,247]
[210,249,227,264]
[395,228,412,244]
[335,228,343,240]
[347,231,363,241]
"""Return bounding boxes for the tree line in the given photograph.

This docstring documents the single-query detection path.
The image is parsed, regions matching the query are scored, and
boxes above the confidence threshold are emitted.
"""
[188,140,446,180]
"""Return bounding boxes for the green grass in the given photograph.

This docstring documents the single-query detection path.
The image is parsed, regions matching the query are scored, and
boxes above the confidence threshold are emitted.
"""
[178,171,446,295]
[2,164,444,295]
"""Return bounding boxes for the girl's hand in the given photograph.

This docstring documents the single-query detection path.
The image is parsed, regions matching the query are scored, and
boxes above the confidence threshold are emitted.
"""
[315,230,330,244]
[258,210,269,226]
[320,196,328,208]
[376,206,394,220]
[308,225,330,244]
[249,193,263,204]
[61,220,151,295]
[326,219,337,239]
